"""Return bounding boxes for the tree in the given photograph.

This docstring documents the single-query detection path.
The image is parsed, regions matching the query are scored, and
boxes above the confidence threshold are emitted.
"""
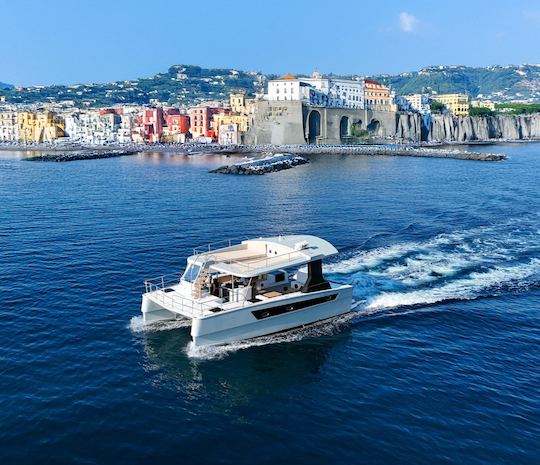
[469,106,494,117]
[430,100,446,114]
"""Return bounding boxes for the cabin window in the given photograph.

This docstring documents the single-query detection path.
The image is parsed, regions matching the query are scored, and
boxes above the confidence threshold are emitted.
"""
[275,272,285,282]
[183,264,201,283]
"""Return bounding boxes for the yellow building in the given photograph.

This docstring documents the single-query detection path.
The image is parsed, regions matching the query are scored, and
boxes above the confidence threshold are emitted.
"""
[18,111,38,143]
[18,110,65,142]
[229,92,256,115]
[432,94,469,117]
[213,113,250,134]
[470,99,496,111]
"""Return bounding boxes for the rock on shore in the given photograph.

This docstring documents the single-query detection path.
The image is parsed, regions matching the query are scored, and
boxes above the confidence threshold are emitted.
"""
[210,153,309,175]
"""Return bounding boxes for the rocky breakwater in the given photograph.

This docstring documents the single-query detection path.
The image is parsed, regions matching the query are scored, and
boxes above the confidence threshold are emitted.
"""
[210,153,309,175]
[26,149,137,162]
[274,144,505,161]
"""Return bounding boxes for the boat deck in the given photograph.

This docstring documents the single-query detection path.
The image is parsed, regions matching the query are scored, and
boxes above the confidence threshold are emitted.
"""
[144,282,344,320]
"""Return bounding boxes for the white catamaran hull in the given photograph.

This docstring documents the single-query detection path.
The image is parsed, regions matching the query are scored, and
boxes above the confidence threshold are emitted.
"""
[190,285,352,346]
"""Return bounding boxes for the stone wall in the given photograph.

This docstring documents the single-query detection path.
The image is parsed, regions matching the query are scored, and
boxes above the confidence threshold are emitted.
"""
[245,100,399,145]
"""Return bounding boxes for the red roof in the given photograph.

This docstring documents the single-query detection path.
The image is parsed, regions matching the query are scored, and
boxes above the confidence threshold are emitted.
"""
[365,79,383,86]
[277,73,297,80]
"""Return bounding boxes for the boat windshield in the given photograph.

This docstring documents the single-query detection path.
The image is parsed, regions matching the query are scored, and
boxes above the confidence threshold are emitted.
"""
[182,264,201,283]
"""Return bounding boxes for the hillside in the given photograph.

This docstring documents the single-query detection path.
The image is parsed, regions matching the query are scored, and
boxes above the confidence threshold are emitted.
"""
[0,82,13,90]
[1,65,266,107]
[369,64,540,102]
[3,64,540,107]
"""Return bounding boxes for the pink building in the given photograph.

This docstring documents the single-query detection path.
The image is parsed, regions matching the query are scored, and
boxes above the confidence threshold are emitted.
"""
[188,107,229,139]
[142,108,164,143]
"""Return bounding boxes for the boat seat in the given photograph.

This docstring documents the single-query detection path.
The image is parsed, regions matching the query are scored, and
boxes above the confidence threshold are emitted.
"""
[261,290,283,299]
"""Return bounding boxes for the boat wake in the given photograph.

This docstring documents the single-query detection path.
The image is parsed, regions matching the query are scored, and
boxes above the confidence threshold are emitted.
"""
[327,216,540,316]
[185,311,358,360]
[129,315,191,333]
[133,216,540,359]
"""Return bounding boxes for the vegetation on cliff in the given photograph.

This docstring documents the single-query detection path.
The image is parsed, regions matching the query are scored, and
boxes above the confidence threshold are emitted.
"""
[496,103,540,114]
[469,107,495,117]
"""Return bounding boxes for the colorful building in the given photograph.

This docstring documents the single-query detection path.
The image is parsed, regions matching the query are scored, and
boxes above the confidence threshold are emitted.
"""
[163,113,190,142]
[432,94,469,117]
[188,106,228,139]
[17,110,65,143]
[142,108,164,143]
[364,79,394,111]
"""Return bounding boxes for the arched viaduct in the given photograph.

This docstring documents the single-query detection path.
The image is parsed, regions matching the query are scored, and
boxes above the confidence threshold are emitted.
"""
[245,101,414,145]
[303,106,398,144]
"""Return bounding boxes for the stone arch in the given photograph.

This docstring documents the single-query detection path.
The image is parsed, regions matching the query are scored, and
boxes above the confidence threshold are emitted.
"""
[339,116,350,142]
[367,119,381,133]
[307,110,321,144]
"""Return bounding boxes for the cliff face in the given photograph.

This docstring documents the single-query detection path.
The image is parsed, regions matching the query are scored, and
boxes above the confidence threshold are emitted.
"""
[394,113,540,142]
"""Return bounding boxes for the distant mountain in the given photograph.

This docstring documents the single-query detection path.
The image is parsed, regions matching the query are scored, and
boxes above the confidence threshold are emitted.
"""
[368,64,540,103]
[3,64,540,106]
[1,65,267,107]
[0,81,13,90]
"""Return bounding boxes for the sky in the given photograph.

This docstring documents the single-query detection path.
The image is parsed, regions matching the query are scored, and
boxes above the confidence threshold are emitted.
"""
[1,0,540,86]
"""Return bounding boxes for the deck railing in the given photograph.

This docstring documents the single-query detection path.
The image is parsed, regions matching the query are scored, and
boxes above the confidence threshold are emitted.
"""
[143,272,217,317]
[191,236,250,256]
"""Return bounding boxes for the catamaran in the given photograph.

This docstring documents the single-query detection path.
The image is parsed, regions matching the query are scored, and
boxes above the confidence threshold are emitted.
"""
[141,235,353,346]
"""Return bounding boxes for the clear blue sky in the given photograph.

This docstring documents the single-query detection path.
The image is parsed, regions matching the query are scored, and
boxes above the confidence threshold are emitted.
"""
[2,0,540,86]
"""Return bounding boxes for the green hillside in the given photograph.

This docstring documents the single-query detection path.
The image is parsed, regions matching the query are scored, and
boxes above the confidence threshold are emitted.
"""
[3,63,540,107]
[1,65,266,107]
[369,65,540,102]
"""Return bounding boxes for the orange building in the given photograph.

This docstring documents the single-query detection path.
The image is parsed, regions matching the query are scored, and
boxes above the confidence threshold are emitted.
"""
[364,79,393,110]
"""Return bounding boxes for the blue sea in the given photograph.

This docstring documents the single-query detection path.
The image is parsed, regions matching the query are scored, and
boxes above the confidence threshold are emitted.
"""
[1,145,539,465]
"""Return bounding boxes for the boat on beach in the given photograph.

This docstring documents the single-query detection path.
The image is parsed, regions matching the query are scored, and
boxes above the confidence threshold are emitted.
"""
[140,235,353,347]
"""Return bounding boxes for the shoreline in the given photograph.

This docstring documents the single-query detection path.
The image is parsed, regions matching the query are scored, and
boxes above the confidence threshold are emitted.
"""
[0,141,510,161]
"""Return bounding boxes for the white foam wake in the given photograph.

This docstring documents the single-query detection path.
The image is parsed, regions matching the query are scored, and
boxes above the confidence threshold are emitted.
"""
[129,315,191,333]
[326,217,540,287]
[364,258,540,312]
[185,312,358,360]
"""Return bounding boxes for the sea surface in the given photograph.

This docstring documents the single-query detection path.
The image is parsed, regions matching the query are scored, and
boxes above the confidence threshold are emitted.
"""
[1,145,539,465]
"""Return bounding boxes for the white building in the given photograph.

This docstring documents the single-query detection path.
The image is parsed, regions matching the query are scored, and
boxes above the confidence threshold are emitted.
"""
[0,110,19,141]
[266,72,365,109]
[395,94,432,114]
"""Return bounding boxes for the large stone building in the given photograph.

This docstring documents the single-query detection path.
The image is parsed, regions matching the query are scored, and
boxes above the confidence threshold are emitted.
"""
[432,93,469,117]
[266,72,365,109]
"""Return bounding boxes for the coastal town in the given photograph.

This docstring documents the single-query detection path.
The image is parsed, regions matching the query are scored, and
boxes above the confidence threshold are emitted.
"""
[0,72,505,147]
